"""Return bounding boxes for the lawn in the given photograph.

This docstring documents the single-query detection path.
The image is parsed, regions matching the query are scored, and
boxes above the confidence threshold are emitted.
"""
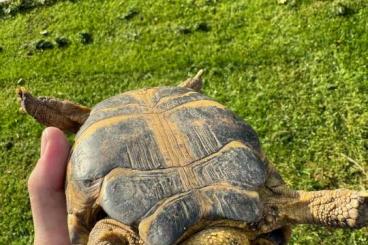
[0,0,367,244]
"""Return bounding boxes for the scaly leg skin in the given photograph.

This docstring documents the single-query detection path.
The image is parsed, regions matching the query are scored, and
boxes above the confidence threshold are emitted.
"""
[178,69,204,92]
[296,189,368,227]
[182,227,250,245]
[266,188,368,229]
[68,214,90,245]
[16,87,90,133]
[88,219,143,245]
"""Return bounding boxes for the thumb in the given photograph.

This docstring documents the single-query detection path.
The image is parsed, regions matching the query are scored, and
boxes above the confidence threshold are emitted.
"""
[28,127,71,245]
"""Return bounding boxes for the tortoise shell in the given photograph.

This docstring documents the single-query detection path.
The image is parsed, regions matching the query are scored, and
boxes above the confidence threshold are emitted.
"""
[69,86,268,244]
[18,79,368,245]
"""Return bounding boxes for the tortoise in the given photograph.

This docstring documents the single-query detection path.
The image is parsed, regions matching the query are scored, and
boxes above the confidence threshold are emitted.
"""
[17,71,367,245]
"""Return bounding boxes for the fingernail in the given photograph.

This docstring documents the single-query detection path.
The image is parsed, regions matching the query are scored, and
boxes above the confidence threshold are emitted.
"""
[40,128,49,157]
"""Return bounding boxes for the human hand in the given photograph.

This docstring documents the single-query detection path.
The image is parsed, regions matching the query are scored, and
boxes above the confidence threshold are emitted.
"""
[28,127,71,245]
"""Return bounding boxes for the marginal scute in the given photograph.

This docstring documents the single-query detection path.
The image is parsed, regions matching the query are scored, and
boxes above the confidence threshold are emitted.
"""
[153,86,190,103]
[156,92,209,111]
[81,104,148,131]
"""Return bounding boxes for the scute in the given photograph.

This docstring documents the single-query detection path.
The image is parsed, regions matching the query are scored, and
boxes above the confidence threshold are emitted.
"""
[152,86,190,102]
[100,168,183,225]
[98,142,266,229]
[139,186,262,245]
[72,86,263,180]
[193,143,267,189]
[168,105,262,159]
[156,92,210,111]
[71,118,166,180]
[92,93,142,112]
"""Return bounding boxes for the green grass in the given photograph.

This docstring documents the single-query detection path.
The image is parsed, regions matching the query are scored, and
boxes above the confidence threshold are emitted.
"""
[0,0,367,244]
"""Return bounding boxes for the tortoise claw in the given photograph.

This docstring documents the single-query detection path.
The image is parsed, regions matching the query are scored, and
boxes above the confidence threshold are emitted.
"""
[296,189,368,228]
[353,191,368,228]
[15,87,90,133]
[272,189,368,229]
[16,87,31,112]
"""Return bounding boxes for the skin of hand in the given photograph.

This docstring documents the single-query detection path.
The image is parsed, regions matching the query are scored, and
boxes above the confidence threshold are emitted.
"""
[28,127,71,245]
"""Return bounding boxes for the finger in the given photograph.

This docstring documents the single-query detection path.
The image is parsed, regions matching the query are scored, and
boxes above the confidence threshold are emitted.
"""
[28,127,71,245]
[35,127,70,191]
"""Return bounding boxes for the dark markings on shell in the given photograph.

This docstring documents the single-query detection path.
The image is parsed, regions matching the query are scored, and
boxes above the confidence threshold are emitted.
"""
[77,93,147,137]
[72,87,262,179]
[139,186,261,245]
[100,169,183,225]
[69,86,267,244]
[79,104,148,132]
[92,93,142,112]
[99,144,266,227]
[169,105,262,157]
[193,145,266,188]
[141,190,202,245]
[71,118,166,180]
[77,87,209,137]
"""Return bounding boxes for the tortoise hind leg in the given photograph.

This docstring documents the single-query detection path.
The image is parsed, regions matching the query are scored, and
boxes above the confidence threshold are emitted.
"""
[16,87,90,133]
[252,226,291,245]
[67,178,103,244]
[67,199,102,244]
[178,69,204,92]
[88,218,142,245]
[68,214,91,244]
[182,227,250,245]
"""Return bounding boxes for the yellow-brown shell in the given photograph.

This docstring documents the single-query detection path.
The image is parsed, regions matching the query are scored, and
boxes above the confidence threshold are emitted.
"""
[72,87,263,178]
[69,86,268,245]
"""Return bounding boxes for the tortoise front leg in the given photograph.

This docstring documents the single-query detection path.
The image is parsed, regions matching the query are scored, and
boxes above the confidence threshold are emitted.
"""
[266,188,368,229]
[16,87,90,133]
[293,189,368,227]
[88,218,143,245]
